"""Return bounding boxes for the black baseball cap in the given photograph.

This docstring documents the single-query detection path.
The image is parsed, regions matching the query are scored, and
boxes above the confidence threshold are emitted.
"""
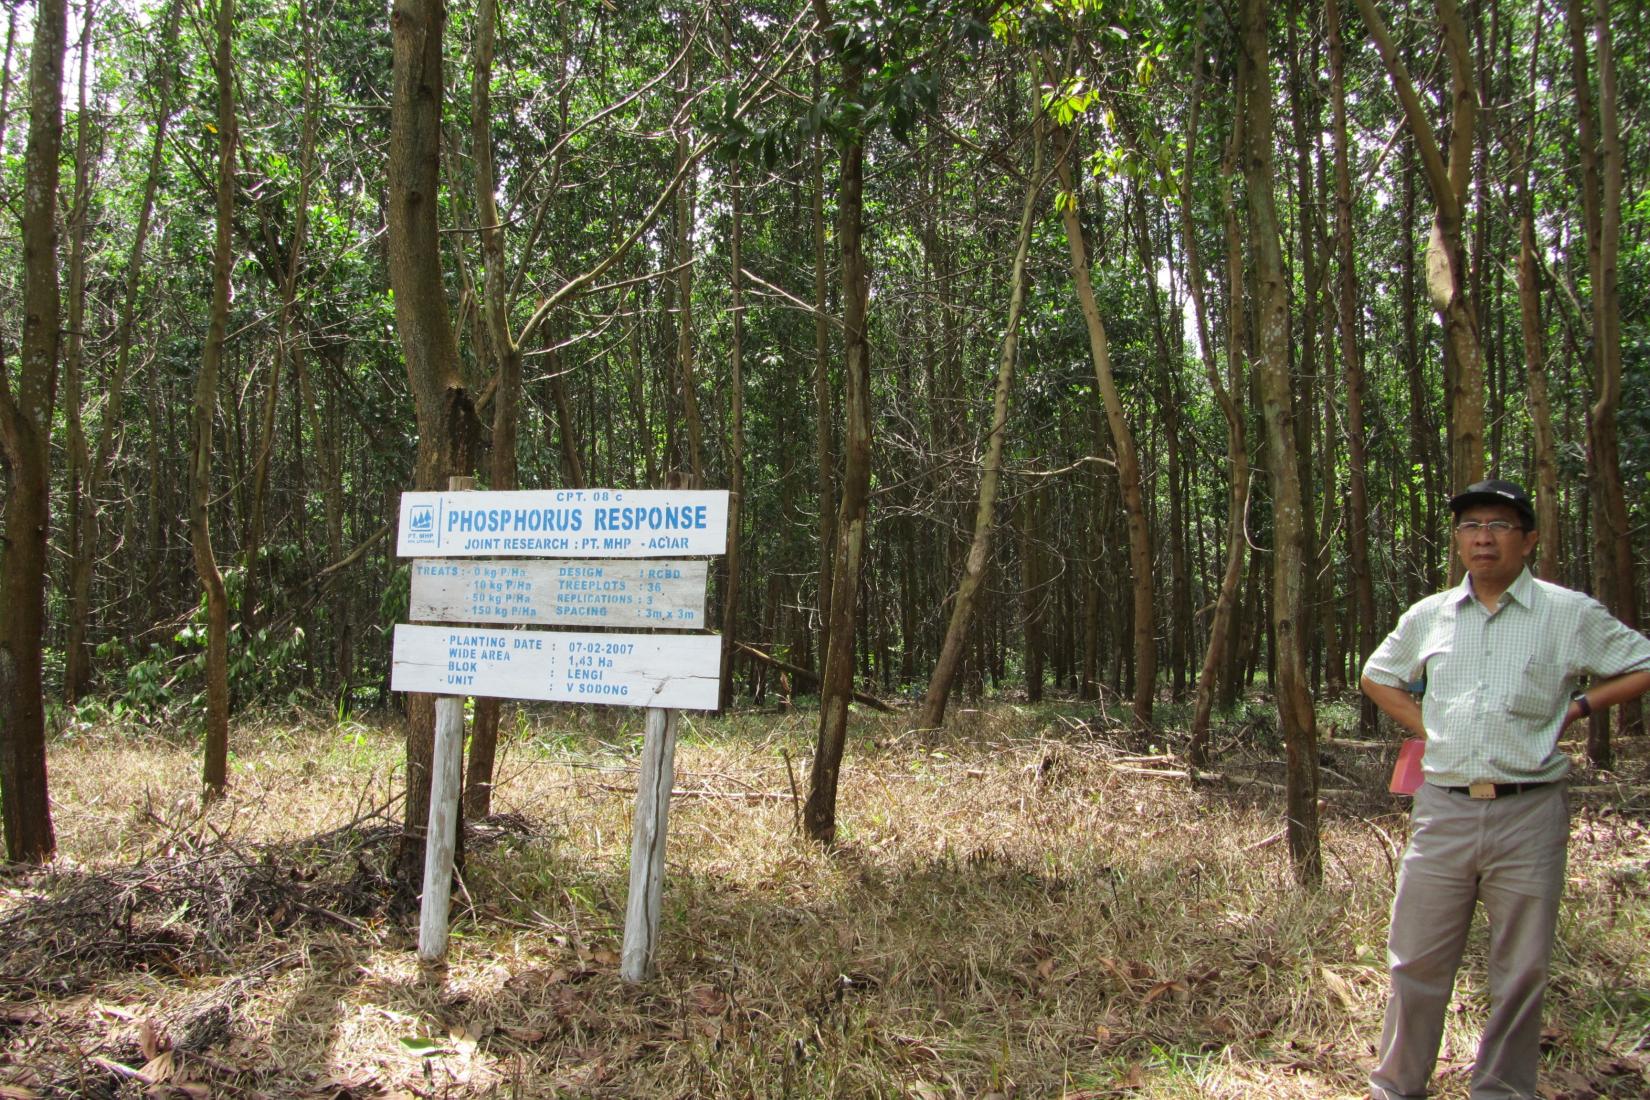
[1449,478,1536,529]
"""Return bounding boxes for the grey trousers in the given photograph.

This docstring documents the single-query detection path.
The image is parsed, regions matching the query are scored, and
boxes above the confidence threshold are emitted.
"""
[1370,780,1569,1100]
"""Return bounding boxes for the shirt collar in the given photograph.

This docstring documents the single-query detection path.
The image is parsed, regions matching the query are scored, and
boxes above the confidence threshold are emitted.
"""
[1454,566,1536,610]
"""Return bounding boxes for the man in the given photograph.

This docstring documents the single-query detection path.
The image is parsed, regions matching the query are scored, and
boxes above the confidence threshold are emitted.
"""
[1361,478,1650,1099]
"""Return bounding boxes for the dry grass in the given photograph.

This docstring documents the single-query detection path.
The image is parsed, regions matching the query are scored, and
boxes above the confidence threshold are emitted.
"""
[3,699,1649,1098]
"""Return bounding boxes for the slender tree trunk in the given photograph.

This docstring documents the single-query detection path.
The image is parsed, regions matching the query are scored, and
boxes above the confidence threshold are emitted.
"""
[719,136,746,709]
[1241,0,1319,885]
[1569,0,1639,757]
[60,10,96,704]
[674,40,703,488]
[1286,0,1325,694]
[812,57,836,668]
[1328,0,1377,735]
[388,0,482,886]
[1131,195,1189,701]
[1051,121,1156,726]
[922,113,1043,728]
[465,0,516,817]
[194,0,237,799]
[1354,0,1484,505]
[1186,53,1250,767]
[0,0,65,863]
[804,6,870,843]
[1020,485,1046,703]
[1512,11,1560,578]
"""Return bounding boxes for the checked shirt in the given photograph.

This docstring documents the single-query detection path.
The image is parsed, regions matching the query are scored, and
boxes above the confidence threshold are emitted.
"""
[1362,568,1650,787]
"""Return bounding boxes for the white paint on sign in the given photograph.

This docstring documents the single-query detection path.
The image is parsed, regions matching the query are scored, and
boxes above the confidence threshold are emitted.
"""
[410,558,709,628]
[390,624,722,710]
[397,489,729,558]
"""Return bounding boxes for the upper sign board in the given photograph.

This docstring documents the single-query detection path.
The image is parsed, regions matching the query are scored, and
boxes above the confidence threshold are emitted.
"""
[398,489,729,558]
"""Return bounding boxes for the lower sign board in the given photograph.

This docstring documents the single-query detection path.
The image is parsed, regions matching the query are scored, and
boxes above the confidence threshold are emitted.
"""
[390,624,722,711]
[410,558,708,629]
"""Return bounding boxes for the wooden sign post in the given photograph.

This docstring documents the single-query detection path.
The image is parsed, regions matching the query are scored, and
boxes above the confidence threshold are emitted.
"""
[392,486,728,976]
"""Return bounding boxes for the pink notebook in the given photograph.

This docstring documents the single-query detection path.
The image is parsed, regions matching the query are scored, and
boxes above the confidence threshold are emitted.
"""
[1389,738,1425,795]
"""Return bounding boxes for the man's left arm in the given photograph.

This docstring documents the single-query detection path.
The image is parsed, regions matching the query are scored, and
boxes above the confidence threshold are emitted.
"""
[1565,599,1650,727]
[1564,669,1650,728]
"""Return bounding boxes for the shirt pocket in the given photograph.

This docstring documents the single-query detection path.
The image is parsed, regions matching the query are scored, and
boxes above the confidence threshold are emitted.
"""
[1506,653,1565,720]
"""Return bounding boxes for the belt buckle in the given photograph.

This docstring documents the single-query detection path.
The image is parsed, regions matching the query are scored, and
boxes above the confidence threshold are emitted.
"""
[1468,780,1498,800]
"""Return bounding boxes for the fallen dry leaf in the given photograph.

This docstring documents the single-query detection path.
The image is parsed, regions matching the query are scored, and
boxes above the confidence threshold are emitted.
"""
[1599,1054,1648,1076]
[1204,1014,1238,1039]
[448,1021,485,1055]
[499,1025,547,1043]
[688,985,729,1016]
[1537,1067,1600,1100]
[138,1048,175,1081]
[1141,979,1189,1006]
[889,1034,940,1062]
[1320,965,1357,1011]
[1093,957,1130,985]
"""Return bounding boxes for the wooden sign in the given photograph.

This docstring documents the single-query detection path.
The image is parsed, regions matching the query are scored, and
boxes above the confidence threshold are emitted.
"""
[410,558,708,629]
[395,482,724,973]
[397,488,729,558]
[390,624,721,711]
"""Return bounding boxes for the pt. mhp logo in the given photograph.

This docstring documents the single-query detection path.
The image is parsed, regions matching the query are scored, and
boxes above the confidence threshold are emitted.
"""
[407,503,436,544]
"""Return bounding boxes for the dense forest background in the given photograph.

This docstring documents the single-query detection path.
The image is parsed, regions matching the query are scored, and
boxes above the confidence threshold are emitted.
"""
[1,0,1646,874]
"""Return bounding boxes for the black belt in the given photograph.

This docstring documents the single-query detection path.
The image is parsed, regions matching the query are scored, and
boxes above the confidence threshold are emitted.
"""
[1438,780,1554,798]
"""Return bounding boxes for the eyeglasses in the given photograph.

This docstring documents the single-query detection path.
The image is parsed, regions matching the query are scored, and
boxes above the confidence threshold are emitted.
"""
[1454,520,1524,535]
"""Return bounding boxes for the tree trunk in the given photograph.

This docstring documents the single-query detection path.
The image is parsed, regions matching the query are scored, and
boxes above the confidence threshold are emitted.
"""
[1286,0,1326,695]
[921,110,1043,730]
[60,10,97,704]
[1241,0,1319,885]
[1051,121,1155,726]
[1569,0,1640,759]
[674,40,704,489]
[719,71,746,708]
[0,0,65,863]
[194,0,237,800]
[812,57,836,670]
[804,11,870,844]
[1354,0,1484,504]
[1020,486,1046,703]
[1131,195,1188,702]
[1512,14,1560,579]
[1186,52,1250,768]
[1328,0,1377,736]
[388,0,482,886]
[465,0,515,818]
